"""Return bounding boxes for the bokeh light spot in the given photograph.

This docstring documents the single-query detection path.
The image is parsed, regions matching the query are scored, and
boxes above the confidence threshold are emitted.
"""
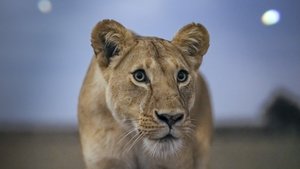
[261,9,280,26]
[38,0,52,14]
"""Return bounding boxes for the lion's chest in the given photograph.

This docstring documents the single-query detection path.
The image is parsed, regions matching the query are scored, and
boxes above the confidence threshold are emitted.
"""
[135,146,195,169]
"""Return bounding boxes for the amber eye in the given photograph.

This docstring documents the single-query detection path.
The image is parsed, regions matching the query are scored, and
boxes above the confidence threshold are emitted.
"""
[177,70,189,83]
[132,69,148,83]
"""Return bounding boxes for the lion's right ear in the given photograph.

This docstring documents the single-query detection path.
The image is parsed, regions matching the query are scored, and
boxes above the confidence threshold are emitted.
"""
[91,19,134,67]
[172,23,209,70]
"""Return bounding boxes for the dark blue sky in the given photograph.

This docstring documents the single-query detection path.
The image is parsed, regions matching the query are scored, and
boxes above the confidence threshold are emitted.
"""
[0,0,299,128]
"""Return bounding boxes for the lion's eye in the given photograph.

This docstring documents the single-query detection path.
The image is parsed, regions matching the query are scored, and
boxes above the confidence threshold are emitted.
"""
[133,69,148,83]
[177,70,189,83]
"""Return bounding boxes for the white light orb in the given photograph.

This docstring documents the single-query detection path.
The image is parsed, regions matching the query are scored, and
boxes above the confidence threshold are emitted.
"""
[261,9,280,26]
[38,0,52,14]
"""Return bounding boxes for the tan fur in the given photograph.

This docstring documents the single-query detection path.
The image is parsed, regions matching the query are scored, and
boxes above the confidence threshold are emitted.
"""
[78,19,213,169]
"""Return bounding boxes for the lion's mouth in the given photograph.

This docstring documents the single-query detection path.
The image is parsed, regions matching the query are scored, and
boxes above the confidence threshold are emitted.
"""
[151,133,178,143]
[159,134,178,142]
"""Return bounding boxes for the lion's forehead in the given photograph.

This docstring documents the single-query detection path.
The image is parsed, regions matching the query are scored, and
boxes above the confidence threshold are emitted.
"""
[125,38,189,73]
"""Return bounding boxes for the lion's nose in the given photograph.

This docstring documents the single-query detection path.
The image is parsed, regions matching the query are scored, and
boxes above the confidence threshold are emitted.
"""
[155,111,184,128]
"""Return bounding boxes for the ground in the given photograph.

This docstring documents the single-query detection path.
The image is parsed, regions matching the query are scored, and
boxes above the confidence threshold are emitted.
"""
[0,128,299,169]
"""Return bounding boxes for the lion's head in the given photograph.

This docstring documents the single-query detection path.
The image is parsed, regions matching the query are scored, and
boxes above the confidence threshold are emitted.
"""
[91,20,209,158]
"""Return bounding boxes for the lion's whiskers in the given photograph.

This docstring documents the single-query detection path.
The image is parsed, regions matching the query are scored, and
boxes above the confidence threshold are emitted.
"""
[117,128,136,145]
[122,132,140,152]
[124,132,144,154]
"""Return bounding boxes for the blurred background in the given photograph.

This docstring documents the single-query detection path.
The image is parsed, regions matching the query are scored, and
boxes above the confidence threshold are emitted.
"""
[0,0,299,169]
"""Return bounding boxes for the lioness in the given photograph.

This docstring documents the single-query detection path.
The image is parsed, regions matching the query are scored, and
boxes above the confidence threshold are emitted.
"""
[78,19,213,169]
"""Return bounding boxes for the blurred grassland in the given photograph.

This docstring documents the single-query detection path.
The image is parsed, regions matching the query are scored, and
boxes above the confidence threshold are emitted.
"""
[0,129,299,169]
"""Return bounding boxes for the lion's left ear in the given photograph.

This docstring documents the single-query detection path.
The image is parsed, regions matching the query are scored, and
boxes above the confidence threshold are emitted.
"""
[91,19,135,68]
[172,23,209,69]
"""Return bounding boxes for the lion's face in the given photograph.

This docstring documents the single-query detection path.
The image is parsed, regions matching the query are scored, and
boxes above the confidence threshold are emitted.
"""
[106,39,197,157]
[91,20,209,157]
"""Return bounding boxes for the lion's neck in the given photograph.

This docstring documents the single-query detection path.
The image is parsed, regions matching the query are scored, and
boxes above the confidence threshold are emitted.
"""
[78,57,119,130]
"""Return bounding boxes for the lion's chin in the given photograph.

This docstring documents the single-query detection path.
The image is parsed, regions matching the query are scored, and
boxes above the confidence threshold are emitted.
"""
[143,137,183,158]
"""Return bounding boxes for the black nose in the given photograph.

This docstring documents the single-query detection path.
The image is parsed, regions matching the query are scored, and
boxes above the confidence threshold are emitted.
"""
[155,112,184,128]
